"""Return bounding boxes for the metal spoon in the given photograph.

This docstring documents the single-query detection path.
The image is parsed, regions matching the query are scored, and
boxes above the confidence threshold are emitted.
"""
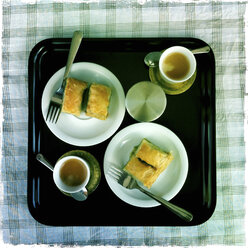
[144,46,211,67]
[36,153,88,201]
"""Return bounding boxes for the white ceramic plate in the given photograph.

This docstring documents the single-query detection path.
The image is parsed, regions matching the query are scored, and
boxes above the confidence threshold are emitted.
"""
[41,62,125,146]
[104,123,188,208]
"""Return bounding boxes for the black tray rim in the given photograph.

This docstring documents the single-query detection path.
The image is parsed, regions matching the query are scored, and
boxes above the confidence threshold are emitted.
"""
[27,37,216,226]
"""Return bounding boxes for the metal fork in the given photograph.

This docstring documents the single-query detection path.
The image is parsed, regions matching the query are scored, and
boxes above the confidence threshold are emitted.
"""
[46,30,83,123]
[108,166,193,222]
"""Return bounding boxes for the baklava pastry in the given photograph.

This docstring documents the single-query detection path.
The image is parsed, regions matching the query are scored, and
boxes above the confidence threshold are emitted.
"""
[86,83,111,120]
[123,139,173,188]
[124,156,158,188]
[61,78,87,116]
[135,139,173,170]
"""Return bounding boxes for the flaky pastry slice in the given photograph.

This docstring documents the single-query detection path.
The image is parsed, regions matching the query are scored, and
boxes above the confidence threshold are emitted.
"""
[123,156,157,188]
[123,139,173,188]
[135,139,173,170]
[61,78,87,116]
[85,83,111,120]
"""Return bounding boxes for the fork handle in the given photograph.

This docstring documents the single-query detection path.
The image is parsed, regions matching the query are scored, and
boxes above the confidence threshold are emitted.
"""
[137,186,193,222]
[62,30,83,86]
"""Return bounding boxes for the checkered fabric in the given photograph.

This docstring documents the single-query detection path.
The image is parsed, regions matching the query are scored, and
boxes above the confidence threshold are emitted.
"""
[1,0,247,246]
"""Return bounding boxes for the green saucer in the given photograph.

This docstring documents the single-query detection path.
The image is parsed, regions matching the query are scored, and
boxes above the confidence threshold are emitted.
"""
[149,66,197,95]
[57,150,101,197]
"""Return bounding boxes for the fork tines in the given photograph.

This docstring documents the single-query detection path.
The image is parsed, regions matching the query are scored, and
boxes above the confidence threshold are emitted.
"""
[46,103,61,123]
[107,166,122,181]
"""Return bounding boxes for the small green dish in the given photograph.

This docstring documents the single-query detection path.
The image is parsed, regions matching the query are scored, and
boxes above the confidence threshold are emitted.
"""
[57,150,101,197]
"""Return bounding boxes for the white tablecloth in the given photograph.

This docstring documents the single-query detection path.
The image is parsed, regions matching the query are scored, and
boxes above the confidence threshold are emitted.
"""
[0,0,247,246]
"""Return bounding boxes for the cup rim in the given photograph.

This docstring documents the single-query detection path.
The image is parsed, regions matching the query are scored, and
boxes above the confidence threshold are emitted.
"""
[53,155,90,193]
[159,46,196,84]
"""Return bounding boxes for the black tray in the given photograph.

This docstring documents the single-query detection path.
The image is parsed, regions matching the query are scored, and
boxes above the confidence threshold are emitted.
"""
[28,38,216,226]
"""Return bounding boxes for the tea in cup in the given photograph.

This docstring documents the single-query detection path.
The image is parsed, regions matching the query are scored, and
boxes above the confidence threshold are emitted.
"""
[159,46,196,84]
[53,156,90,197]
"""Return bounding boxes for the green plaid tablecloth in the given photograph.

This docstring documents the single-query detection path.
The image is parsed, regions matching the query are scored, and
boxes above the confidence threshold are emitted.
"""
[1,0,247,246]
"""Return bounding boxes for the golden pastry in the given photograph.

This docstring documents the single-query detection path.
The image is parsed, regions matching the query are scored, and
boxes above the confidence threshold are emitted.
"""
[124,156,158,188]
[86,83,111,120]
[124,139,173,188]
[135,139,173,170]
[61,78,87,116]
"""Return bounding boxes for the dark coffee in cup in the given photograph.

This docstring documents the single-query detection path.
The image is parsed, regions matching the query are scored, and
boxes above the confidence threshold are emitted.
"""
[60,159,87,187]
[162,52,190,80]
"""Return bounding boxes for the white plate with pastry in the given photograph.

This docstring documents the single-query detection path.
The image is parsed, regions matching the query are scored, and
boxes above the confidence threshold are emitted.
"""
[104,123,188,207]
[41,62,125,146]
